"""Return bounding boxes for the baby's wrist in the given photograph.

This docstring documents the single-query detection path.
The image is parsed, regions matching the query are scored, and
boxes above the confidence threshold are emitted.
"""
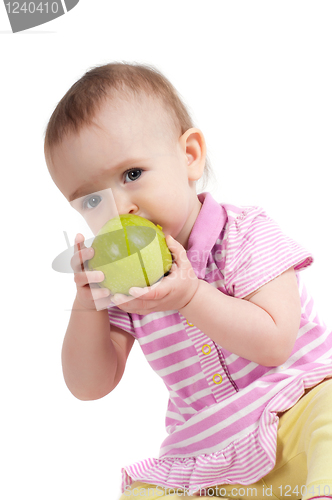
[178,279,202,314]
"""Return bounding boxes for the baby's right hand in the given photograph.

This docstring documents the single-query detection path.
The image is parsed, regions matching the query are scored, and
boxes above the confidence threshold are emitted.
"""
[71,233,112,311]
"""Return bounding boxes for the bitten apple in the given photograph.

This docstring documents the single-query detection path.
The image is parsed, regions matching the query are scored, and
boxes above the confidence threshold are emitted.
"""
[87,214,173,295]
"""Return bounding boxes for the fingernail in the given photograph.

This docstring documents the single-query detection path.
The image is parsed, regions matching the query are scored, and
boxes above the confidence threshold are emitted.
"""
[75,234,82,245]
[129,287,145,297]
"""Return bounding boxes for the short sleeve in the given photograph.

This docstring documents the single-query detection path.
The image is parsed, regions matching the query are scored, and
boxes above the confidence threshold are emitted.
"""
[107,307,137,338]
[223,206,313,299]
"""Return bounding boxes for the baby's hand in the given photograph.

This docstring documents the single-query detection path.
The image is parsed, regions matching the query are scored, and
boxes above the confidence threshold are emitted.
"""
[111,236,199,315]
[71,233,112,311]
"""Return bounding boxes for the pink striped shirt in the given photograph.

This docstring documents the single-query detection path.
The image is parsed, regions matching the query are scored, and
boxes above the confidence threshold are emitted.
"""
[108,192,332,495]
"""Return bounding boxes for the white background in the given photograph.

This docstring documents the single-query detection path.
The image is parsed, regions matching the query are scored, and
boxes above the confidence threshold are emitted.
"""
[1,1,332,499]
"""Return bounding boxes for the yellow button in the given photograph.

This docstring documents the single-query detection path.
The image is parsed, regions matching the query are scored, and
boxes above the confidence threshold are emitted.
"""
[186,320,194,327]
[202,344,211,355]
[213,373,222,385]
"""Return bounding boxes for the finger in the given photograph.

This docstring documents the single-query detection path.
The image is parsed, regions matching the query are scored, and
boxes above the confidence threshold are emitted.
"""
[86,270,105,284]
[128,280,166,300]
[89,285,111,302]
[71,245,94,273]
[95,294,115,311]
[128,287,150,298]
[166,235,187,267]
[112,293,136,305]
[111,296,152,314]
[74,270,105,287]
[73,233,95,272]
[74,233,86,254]
[74,233,85,245]
[75,234,87,272]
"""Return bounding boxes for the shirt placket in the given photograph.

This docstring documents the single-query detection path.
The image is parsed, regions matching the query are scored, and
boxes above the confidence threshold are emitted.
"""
[183,317,238,403]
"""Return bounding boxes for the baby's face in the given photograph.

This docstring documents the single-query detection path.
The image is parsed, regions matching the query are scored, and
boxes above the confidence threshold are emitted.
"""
[47,95,201,247]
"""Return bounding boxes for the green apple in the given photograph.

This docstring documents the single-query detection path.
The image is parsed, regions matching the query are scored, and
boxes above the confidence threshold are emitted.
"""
[87,214,173,295]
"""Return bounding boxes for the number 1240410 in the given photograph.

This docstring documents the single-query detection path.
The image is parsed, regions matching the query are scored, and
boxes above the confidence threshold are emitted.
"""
[278,484,331,497]
[5,2,60,14]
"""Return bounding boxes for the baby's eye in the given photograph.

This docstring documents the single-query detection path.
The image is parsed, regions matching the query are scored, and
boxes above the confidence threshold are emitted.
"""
[82,194,102,210]
[124,169,142,182]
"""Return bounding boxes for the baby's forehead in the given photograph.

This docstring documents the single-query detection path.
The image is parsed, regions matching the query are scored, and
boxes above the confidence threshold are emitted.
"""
[47,91,180,195]
[95,92,180,138]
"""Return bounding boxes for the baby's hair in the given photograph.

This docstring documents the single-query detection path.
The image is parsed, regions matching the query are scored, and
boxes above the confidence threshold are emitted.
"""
[44,61,212,189]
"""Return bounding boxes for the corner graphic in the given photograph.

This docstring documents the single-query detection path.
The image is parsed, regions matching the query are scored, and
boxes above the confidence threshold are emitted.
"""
[3,0,79,33]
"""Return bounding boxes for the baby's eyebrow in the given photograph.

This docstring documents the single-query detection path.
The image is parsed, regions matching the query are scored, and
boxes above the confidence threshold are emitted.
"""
[68,157,147,202]
[69,184,102,202]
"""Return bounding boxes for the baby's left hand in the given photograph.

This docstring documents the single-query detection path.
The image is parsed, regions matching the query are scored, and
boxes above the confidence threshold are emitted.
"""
[111,235,199,314]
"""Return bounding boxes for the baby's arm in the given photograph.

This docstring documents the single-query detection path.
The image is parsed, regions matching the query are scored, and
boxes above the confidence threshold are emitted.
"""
[61,234,134,400]
[62,299,134,400]
[179,267,301,367]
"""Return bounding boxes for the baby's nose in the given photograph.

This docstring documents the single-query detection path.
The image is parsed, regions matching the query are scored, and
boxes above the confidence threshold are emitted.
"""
[116,201,139,217]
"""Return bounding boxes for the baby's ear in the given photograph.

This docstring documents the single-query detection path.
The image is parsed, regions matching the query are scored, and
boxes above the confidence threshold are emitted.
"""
[180,128,206,181]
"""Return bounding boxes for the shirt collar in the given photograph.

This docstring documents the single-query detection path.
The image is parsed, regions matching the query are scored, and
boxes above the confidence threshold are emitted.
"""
[186,192,227,279]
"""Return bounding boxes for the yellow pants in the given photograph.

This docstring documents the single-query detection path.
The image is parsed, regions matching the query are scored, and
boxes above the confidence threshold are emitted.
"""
[119,379,332,500]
